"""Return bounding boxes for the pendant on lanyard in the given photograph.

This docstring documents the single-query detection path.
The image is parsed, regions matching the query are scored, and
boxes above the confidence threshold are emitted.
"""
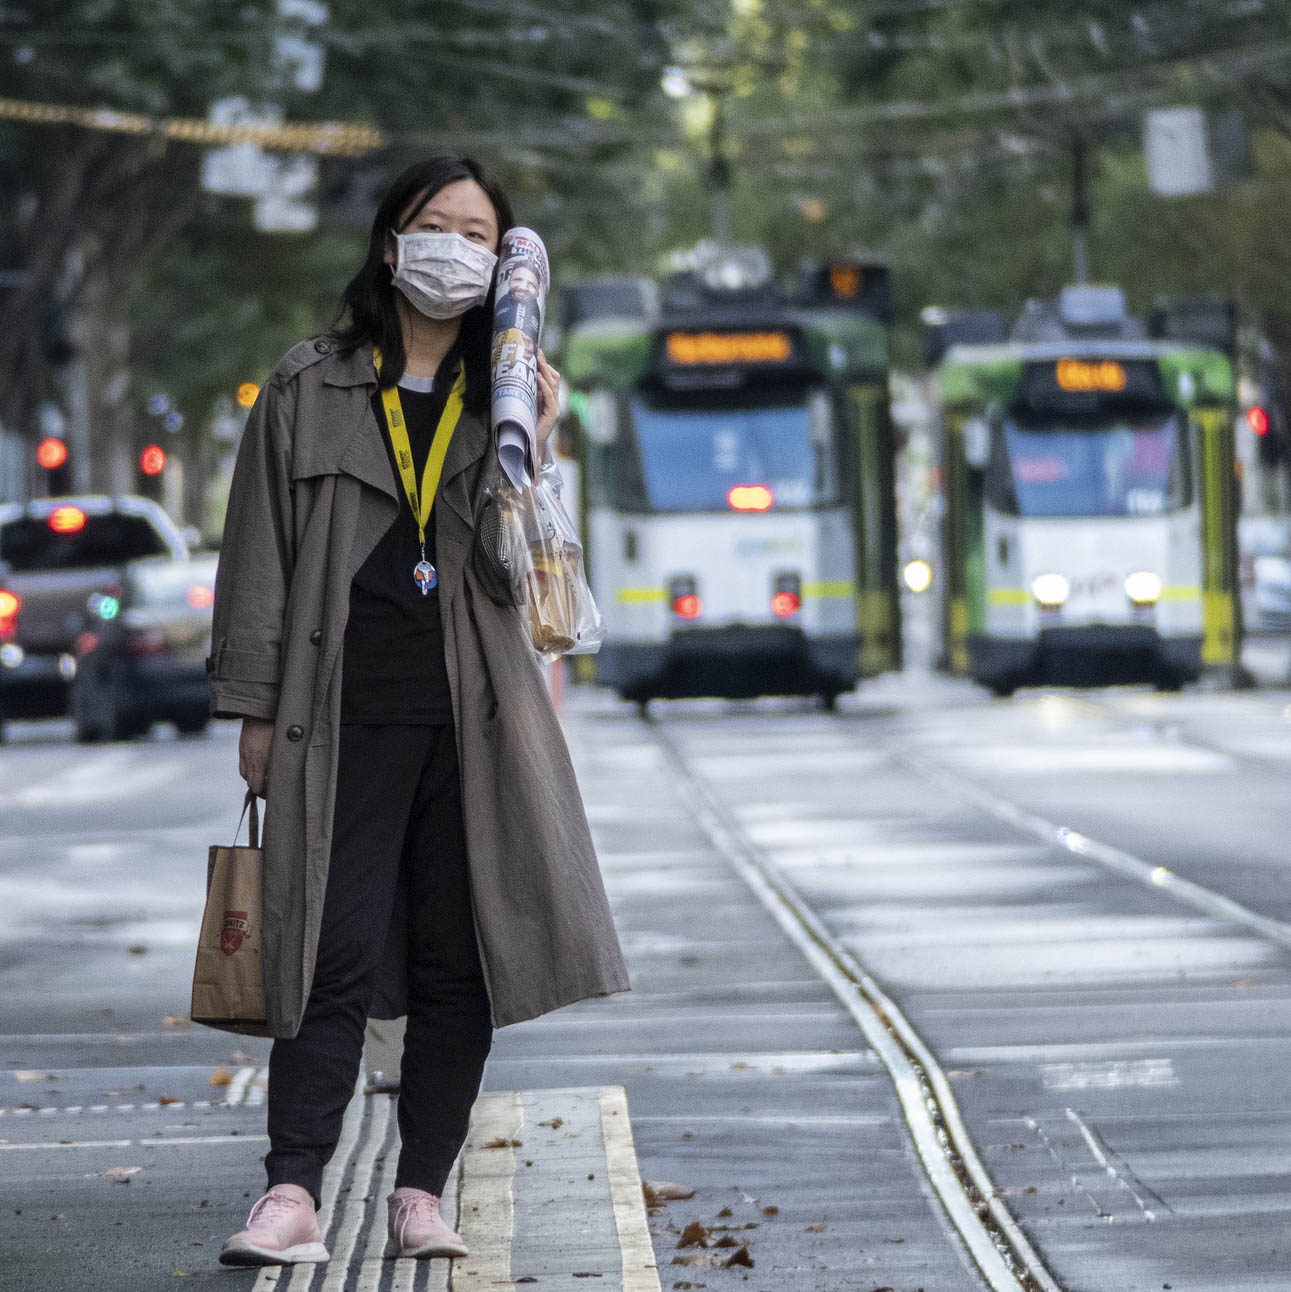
[373,348,467,595]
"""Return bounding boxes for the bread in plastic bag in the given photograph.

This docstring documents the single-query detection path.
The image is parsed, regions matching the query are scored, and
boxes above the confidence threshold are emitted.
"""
[492,456,606,663]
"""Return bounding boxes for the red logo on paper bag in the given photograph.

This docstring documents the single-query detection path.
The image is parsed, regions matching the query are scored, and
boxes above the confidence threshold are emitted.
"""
[220,910,250,956]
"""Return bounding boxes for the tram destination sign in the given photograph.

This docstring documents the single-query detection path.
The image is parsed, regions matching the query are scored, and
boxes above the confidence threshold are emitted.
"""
[657,327,803,373]
[1022,357,1164,410]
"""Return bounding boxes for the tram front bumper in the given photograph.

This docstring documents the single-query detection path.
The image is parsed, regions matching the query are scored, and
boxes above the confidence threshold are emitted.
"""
[969,626,1203,689]
[597,627,860,701]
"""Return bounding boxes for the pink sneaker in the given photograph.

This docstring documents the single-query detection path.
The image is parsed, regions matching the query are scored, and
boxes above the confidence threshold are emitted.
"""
[384,1187,469,1259]
[219,1183,330,1266]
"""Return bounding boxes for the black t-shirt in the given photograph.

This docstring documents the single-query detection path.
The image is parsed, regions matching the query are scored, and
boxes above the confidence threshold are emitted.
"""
[340,358,461,724]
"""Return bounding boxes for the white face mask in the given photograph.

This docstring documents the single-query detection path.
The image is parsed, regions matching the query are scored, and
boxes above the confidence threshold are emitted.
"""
[390,230,498,319]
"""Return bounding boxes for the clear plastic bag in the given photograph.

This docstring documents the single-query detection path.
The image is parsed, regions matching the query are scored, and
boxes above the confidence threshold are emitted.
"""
[494,456,606,663]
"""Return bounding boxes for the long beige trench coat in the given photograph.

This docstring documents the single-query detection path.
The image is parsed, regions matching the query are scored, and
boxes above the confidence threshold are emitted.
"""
[207,335,629,1036]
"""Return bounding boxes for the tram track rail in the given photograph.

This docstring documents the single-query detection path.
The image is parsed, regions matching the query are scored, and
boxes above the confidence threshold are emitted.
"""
[841,690,1291,957]
[643,711,1065,1292]
[1061,690,1291,785]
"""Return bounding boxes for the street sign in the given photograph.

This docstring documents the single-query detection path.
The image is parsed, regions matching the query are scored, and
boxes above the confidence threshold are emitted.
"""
[1144,107,1213,196]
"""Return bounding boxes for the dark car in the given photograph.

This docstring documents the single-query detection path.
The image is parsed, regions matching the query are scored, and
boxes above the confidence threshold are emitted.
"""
[0,496,190,730]
[67,552,218,742]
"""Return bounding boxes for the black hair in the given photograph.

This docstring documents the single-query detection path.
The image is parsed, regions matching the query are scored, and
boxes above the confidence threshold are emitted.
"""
[331,155,515,412]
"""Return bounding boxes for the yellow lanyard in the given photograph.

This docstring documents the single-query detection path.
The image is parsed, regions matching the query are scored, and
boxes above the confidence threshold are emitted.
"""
[373,347,467,556]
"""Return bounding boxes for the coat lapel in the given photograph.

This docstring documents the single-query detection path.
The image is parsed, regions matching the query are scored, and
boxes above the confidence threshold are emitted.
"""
[438,407,488,529]
[317,341,490,525]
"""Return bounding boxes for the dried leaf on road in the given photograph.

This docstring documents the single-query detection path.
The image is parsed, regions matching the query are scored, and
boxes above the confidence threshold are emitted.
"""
[713,1235,740,1249]
[716,1206,733,1217]
[676,1221,713,1249]
[158,1096,180,1106]
[645,1181,695,1201]
[761,1205,779,1216]
[537,1117,564,1129]
[208,1067,232,1087]
[723,1246,754,1268]
[672,1253,716,1268]
[483,1137,522,1149]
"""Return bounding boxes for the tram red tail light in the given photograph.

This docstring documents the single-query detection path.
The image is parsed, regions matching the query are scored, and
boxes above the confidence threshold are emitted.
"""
[727,484,774,512]
[1248,406,1271,436]
[772,571,802,618]
[669,575,702,620]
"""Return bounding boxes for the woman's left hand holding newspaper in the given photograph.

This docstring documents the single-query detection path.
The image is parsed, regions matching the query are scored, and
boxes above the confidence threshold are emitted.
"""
[535,349,561,449]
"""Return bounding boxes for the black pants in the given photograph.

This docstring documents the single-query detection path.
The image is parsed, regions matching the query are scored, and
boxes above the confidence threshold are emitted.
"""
[265,724,493,1205]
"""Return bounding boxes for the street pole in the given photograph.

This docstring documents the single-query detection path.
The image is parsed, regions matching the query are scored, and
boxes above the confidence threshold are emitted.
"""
[709,91,731,247]
[1071,136,1090,285]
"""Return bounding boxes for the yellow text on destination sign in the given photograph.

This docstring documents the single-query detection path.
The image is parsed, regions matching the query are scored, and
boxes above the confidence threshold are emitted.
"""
[666,331,793,366]
[1055,358,1128,393]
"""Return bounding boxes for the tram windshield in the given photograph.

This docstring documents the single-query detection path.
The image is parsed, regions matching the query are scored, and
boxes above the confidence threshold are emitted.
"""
[994,412,1190,518]
[625,389,837,513]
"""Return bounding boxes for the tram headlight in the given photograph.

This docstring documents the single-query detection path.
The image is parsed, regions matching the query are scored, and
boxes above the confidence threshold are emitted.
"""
[1124,570,1162,606]
[903,559,933,594]
[1031,573,1070,609]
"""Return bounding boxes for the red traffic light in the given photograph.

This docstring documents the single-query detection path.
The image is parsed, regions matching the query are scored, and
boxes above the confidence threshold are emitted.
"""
[36,437,68,470]
[1248,406,1271,436]
[140,444,167,476]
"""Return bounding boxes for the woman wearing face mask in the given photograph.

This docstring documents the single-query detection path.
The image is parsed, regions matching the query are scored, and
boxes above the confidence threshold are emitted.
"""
[208,156,628,1268]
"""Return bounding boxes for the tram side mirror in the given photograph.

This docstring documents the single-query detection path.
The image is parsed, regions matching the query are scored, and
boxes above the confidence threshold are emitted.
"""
[963,417,991,470]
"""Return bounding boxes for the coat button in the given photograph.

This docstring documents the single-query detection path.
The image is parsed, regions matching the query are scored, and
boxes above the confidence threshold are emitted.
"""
[314,338,331,354]
[286,724,304,742]
[309,629,322,645]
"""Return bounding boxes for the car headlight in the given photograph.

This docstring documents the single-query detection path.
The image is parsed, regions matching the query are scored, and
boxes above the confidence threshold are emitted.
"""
[1031,572,1070,608]
[1124,570,1162,606]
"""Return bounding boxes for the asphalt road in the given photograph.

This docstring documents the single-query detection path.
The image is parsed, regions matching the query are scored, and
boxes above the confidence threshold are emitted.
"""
[2,663,1290,1291]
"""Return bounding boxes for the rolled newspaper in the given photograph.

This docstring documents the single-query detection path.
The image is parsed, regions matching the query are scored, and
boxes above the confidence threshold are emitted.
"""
[490,227,550,488]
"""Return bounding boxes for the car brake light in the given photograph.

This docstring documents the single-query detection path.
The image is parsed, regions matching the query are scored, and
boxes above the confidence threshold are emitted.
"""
[187,584,215,609]
[727,484,774,512]
[0,589,18,639]
[74,631,100,658]
[772,591,801,617]
[49,505,87,533]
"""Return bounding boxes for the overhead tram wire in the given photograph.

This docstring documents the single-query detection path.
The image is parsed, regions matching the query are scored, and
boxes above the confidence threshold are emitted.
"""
[4,27,1288,168]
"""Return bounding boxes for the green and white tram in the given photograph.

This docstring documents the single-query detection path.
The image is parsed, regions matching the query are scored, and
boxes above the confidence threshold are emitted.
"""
[561,253,902,705]
[935,288,1240,694]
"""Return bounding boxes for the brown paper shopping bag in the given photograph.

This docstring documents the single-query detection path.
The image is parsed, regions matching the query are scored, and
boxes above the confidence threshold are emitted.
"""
[191,791,270,1036]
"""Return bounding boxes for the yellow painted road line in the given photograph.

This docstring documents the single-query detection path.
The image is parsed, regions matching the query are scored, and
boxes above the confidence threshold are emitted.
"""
[276,1078,368,1292]
[453,1091,524,1290]
[615,587,666,604]
[598,1087,663,1292]
[321,1095,392,1292]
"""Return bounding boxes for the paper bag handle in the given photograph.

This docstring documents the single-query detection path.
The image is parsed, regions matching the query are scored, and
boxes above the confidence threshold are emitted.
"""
[235,790,260,850]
